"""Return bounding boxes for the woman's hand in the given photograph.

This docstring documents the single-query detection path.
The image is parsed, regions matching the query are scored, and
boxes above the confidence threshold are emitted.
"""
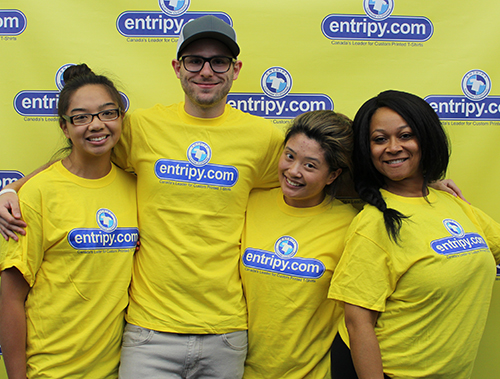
[430,179,468,203]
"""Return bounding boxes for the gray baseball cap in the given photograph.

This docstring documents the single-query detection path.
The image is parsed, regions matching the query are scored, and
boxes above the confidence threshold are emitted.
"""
[176,15,240,59]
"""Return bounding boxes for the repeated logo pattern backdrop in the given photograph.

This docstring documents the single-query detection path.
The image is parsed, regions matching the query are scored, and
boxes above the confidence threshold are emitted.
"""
[1,1,499,377]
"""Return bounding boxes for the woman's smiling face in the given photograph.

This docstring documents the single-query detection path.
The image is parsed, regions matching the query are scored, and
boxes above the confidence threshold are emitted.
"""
[278,133,340,208]
[369,107,423,194]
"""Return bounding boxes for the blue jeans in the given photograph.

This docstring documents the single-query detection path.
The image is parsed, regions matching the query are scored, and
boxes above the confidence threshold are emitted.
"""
[118,323,247,379]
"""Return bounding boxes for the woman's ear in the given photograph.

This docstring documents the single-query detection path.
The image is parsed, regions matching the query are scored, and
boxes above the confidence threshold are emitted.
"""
[60,120,70,140]
[327,168,342,186]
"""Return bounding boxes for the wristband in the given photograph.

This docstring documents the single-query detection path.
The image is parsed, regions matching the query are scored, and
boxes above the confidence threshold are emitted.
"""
[0,188,17,197]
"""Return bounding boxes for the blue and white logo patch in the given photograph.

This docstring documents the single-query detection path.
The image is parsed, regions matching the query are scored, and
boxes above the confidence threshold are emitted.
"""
[461,70,491,101]
[261,67,293,99]
[187,141,212,166]
[274,236,299,259]
[159,0,190,16]
[55,63,75,91]
[96,209,118,233]
[443,219,465,238]
[364,0,394,21]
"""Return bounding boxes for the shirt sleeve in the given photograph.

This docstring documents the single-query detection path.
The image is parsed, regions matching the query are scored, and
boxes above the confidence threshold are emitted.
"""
[328,217,396,313]
[254,123,284,189]
[112,112,134,172]
[0,192,45,287]
[469,205,500,265]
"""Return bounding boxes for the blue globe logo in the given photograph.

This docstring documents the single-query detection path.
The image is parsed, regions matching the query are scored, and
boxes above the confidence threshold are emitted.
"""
[274,236,299,259]
[266,72,288,94]
[96,208,118,233]
[187,141,212,166]
[278,241,294,256]
[191,146,207,162]
[55,63,76,91]
[461,70,491,101]
[467,76,486,95]
[364,0,394,21]
[159,0,190,16]
[261,67,293,99]
[443,219,465,238]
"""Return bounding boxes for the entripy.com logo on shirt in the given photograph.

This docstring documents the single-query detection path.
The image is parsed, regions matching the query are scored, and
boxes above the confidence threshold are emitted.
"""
[227,67,333,120]
[430,219,489,257]
[321,0,433,45]
[68,209,139,252]
[243,236,326,279]
[154,141,239,188]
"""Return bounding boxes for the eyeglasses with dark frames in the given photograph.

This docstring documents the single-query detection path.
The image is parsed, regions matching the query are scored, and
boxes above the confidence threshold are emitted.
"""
[179,55,236,73]
[62,108,121,126]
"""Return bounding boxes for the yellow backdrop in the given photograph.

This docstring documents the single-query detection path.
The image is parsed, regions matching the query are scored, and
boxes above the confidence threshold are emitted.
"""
[1,1,499,377]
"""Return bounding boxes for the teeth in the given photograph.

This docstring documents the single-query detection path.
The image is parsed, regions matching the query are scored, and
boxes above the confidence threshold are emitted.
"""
[286,177,301,187]
[387,159,406,164]
[89,136,107,142]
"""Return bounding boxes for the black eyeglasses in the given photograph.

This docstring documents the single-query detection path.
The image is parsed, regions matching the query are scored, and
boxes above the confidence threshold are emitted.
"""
[179,55,236,73]
[62,108,121,126]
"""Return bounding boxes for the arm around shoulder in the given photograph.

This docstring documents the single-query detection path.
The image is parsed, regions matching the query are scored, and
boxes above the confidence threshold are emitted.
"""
[255,122,285,189]
[0,190,24,241]
[0,162,54,241]
[429,179,468,203]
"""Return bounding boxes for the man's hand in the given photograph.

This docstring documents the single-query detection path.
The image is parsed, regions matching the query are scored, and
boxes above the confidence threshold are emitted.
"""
[0,162,55,241]
[0,192,26,242]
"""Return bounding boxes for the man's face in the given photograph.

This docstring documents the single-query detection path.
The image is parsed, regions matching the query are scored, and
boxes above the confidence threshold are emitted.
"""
[173,38,242,116]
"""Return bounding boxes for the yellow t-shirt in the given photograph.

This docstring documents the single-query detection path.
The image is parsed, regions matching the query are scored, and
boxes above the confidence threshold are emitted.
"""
[0,161,138,379]
[329,188,500,379]
[241,188,358,378]
[113,102,284,333]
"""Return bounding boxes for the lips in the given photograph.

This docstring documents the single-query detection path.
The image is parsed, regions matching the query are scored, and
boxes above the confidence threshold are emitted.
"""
[194,78,219,84]
[195,82,219,89]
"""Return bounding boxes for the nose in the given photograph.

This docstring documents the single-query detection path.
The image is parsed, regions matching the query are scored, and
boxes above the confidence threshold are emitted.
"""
[387,137,402,153]
[199,60,214,76]
[88,115,105,130]
[288,161,301,177]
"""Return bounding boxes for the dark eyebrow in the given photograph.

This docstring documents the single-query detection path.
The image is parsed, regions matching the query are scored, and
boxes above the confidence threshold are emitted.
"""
[69,102,117,114]
[370,125,411,135]
[284,146,321,163]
